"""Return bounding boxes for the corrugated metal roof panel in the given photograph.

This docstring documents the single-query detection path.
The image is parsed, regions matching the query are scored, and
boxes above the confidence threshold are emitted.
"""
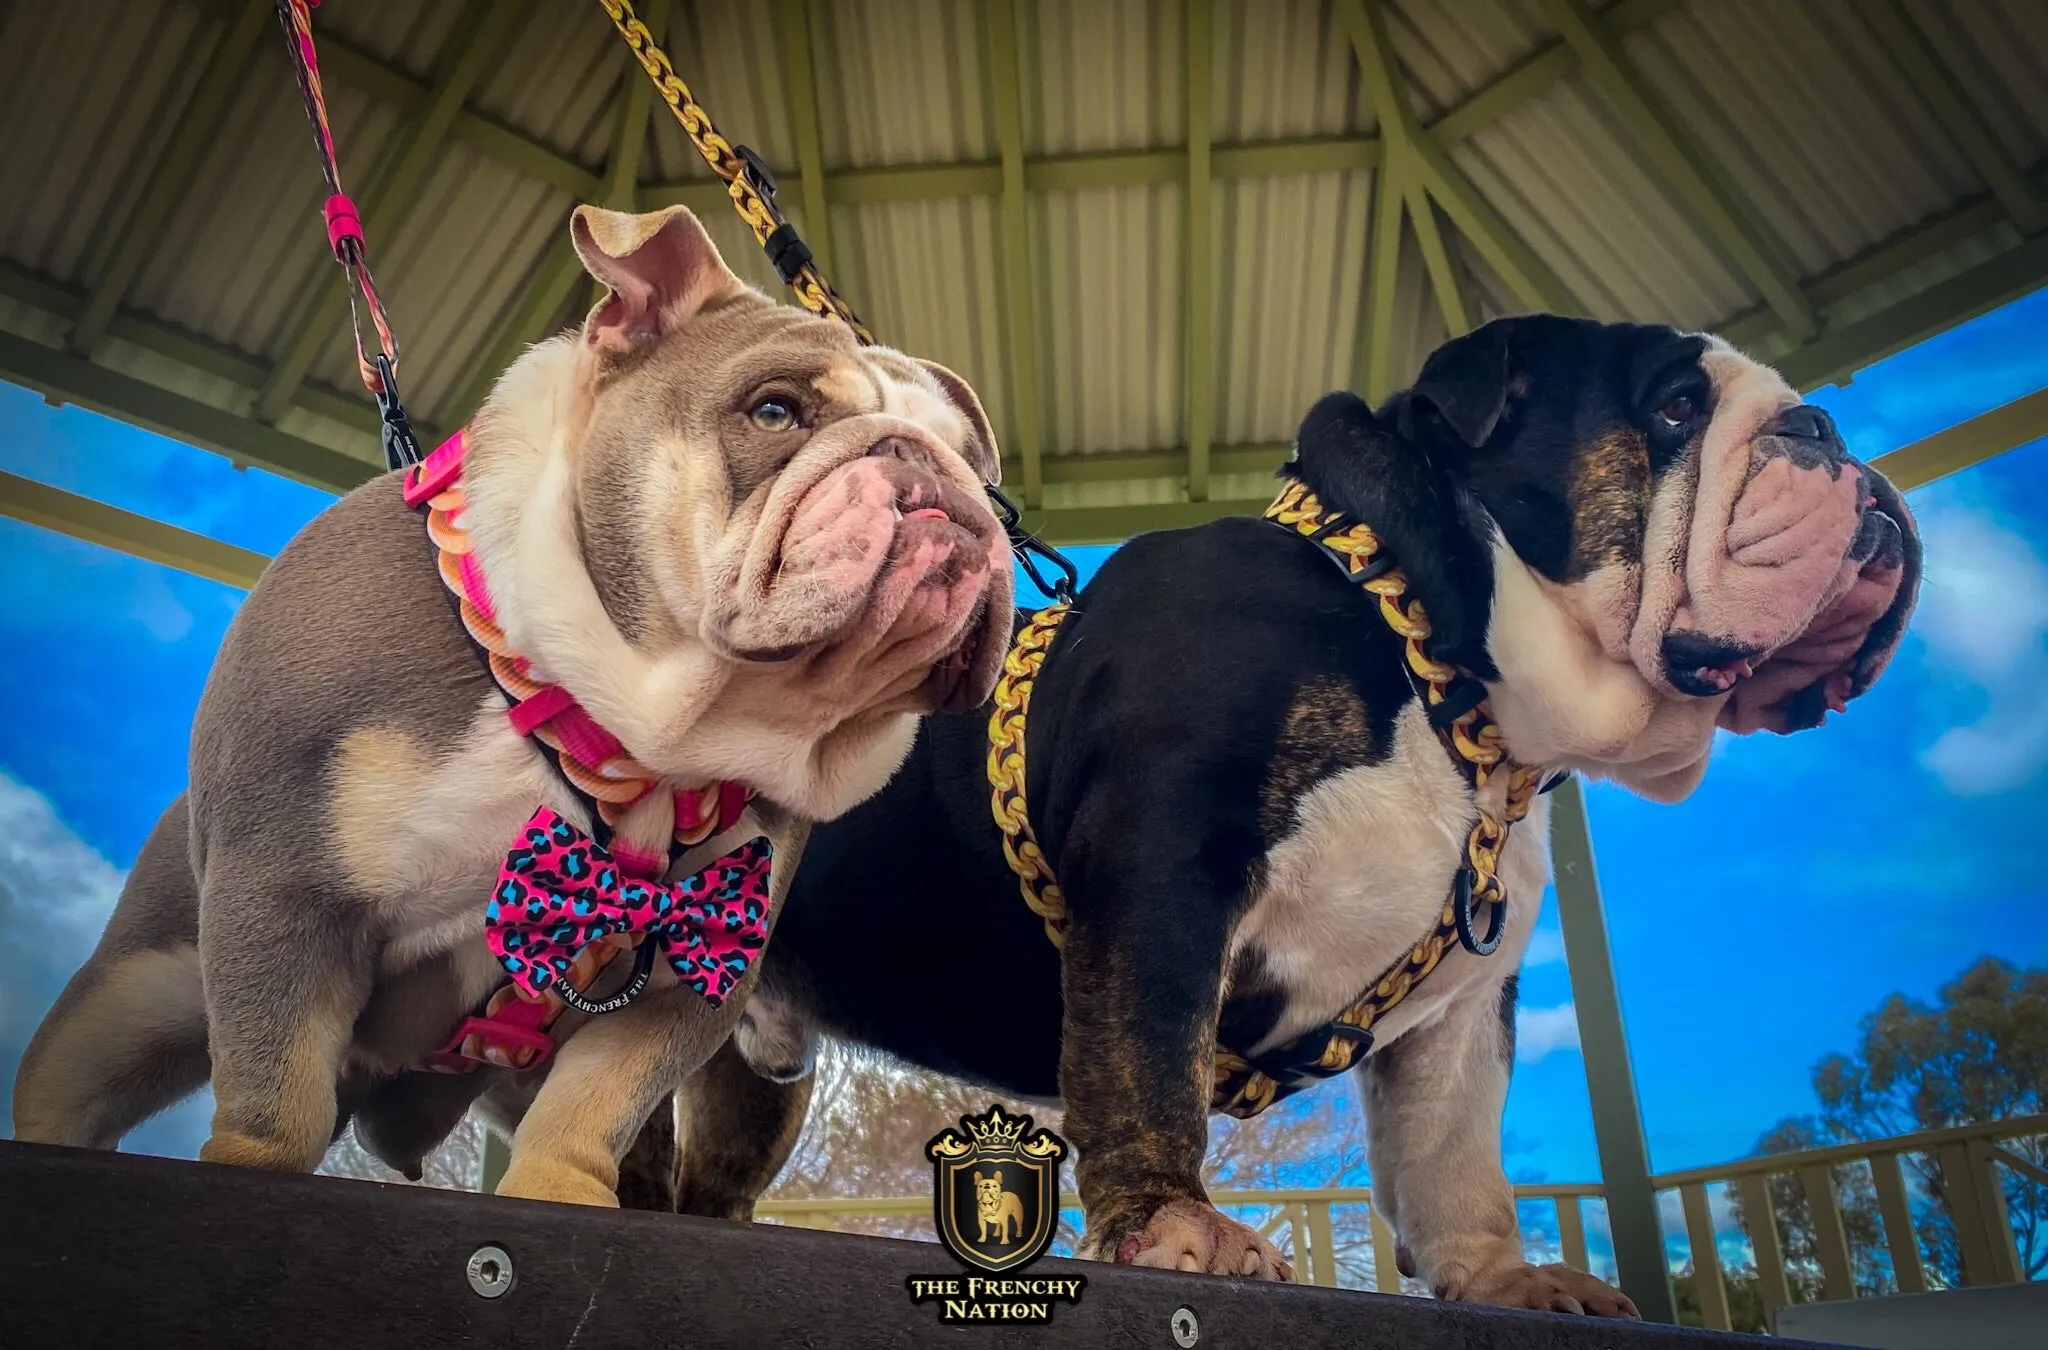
[824,0,994,169]
[1215,0,1369,141]
[2,0,2045,524]
[1029,0,1183,156]
[1214,168,1373,446]
[1035,183,1186,455]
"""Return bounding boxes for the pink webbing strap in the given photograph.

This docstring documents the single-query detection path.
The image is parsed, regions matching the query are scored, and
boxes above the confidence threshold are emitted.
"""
[404,428,467,506]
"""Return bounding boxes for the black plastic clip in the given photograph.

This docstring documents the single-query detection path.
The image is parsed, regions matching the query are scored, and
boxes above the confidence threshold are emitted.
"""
[986,482,1080,604]
[735,144,781,200]
[761,222,815,285]
[373,353,421,471]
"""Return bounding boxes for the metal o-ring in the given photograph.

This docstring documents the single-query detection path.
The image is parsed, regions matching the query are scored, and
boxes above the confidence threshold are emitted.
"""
[1453,865,1505,956]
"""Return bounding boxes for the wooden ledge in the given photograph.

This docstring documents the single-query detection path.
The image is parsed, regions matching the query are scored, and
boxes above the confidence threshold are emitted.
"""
[0,1141,1837,1348]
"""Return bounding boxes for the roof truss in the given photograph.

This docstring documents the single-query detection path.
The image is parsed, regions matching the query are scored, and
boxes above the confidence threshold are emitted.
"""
[1,0,2043,566]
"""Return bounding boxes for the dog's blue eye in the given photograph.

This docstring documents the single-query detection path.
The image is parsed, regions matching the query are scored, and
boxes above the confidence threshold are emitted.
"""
[750,398,799,432]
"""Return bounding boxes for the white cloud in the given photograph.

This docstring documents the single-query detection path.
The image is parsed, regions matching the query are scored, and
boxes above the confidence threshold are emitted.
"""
[1521,926,1567,967]
[1912,506,2048,795]
[1515,1001,1582,1063]
[0,772,127,1131]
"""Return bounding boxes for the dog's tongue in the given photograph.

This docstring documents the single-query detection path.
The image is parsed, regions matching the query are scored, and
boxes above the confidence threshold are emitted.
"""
[902,507,949,523]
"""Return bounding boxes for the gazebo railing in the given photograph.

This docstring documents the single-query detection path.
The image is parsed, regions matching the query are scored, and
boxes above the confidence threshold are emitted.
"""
[755,1114,2048,1315]
[1652,1113,2047,1332]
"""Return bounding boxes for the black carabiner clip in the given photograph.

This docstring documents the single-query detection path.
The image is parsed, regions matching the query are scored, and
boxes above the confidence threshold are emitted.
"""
[1453,864,1506,957]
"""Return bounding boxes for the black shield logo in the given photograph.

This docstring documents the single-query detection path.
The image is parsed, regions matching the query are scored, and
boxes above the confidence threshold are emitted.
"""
[926,1105,1067,1274]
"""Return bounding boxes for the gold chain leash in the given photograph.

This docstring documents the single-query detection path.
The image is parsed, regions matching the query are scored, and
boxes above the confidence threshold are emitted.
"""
[595,0,874,344]
[985,480,1544,1119]
[987,607,1073,948]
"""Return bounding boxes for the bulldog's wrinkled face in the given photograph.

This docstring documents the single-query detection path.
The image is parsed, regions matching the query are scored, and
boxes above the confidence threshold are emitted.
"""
[1293,316,1920,802]
[567,205,1013,722]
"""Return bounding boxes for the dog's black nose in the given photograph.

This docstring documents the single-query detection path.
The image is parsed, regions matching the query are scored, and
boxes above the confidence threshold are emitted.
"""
[1766,404,1838,443]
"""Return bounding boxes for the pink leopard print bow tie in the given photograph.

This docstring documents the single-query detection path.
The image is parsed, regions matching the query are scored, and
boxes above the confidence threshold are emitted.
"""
[486,807,773,1010]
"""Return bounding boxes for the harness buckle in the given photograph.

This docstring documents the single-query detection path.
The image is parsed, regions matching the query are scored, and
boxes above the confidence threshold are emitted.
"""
[373,353,422,471]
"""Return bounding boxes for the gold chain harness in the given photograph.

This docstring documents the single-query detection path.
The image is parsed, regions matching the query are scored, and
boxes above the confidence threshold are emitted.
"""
[986,479,1548,1119]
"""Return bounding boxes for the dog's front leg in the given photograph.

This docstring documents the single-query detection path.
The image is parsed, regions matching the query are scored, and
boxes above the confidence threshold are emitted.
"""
[494,987,742,1207]
[1057,830,1292,1280]
[1356,973,1638,1318]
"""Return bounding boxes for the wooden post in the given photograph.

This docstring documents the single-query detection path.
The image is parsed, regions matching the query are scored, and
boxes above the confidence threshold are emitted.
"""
[1798,1165,1856,1302]
[1736,1172,1794,1318]
[1556,1196,1591,1274]
[1679,1184,1731,1331]
[1867,1152,1926,1294]
[1369,1203,1404,1293]
[1549,778,1679,1324]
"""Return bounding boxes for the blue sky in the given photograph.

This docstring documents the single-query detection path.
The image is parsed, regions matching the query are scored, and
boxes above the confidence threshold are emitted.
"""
[3,291,2045,1218]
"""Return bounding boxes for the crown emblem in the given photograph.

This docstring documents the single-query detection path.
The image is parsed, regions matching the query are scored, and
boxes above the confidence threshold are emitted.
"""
[927,1103,1068,1163]
[966,1104,1027,1154]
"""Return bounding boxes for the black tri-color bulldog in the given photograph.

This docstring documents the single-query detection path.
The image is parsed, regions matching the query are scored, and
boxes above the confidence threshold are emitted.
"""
[355,316,1921,1312]
[655,316,1924,1314]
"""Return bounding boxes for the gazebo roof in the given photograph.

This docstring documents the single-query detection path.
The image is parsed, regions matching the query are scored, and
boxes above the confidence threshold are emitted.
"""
[3,0,2046,567]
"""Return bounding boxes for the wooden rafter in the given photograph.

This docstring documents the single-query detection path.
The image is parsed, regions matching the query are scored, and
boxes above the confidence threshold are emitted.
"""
[448,2,669,428]
[1863,0,2045,237]
[69,0,274,357]
[1541,0,1814,337]
[986,0,1046,508]
[255,0,520,425]
[1339,0,1581,318]
[1184,0,1217,502]
[772,0,835,275]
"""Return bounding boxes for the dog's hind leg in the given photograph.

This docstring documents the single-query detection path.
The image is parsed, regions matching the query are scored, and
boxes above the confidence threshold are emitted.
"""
[671,1035,814,1219]
[13,796,210,1148]
[196,857,375,1174]
[13,947,209,1147]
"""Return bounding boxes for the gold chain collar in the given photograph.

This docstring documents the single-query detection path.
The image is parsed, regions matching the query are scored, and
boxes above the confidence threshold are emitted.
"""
[986,479,1544,1119]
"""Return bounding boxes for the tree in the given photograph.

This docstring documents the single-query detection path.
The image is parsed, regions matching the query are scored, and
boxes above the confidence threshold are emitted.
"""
[1730,957,2047,1302]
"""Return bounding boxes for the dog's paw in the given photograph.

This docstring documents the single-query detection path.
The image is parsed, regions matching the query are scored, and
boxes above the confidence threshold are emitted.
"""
[1094,1198,1294,1280]
[494,1156,621,1208]
[1445,1260,1639,1318]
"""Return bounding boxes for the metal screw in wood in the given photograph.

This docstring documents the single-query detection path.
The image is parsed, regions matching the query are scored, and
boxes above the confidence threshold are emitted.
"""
[465,1244,514,1299]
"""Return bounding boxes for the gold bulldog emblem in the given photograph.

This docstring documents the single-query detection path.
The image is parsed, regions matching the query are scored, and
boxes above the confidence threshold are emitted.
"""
[926,1105,1067,1274]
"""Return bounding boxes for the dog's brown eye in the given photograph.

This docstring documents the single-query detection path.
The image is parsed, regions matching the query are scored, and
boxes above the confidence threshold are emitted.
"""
[1657,396,1697,428]
[750,398,799,432]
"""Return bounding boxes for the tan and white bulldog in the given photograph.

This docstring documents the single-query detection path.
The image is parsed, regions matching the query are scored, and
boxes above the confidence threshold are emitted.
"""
[11,203,1014,1206]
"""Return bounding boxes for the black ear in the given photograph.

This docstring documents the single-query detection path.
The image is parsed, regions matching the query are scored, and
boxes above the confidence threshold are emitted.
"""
[1401,321,1513,450]
[1290,391,1497,678]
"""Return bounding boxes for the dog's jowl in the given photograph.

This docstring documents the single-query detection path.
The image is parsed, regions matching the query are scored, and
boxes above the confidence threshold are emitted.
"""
[671,317,1920,1312]
[11,204,1015,1207]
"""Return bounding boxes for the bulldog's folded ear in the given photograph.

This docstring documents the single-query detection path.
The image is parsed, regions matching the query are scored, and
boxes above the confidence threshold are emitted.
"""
[915,358,1002,486]
[1398,320,1514,451]
[1291,390,1496,676]
[572,204,746,354]
[1720,459,1922,735]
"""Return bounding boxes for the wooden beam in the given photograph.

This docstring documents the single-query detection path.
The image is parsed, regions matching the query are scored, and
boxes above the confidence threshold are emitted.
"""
[1776,230,2048,391]
[1541,0,1813,337]
[986,0,1046,508]
[1430,0,1685,144]
[1864,0,2045,237]
[1184,0,1217,502]
[1361,139,1408,402]
[0,330,376,495]
[70,0,274,356]
[1405,177,1471,338]
[256,0,519,425]
[1550,777,1681,1324]
[773,0,834,275]
[0,472,269,589]
[3,1140,1792,1350]
[1340,0,1581,316]
[598,0,665,209]
[447,231,583,428]
[1872,386,2048,491]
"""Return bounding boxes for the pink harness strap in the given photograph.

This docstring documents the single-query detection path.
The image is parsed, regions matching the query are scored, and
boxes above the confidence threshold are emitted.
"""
[413,427,762,1073]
